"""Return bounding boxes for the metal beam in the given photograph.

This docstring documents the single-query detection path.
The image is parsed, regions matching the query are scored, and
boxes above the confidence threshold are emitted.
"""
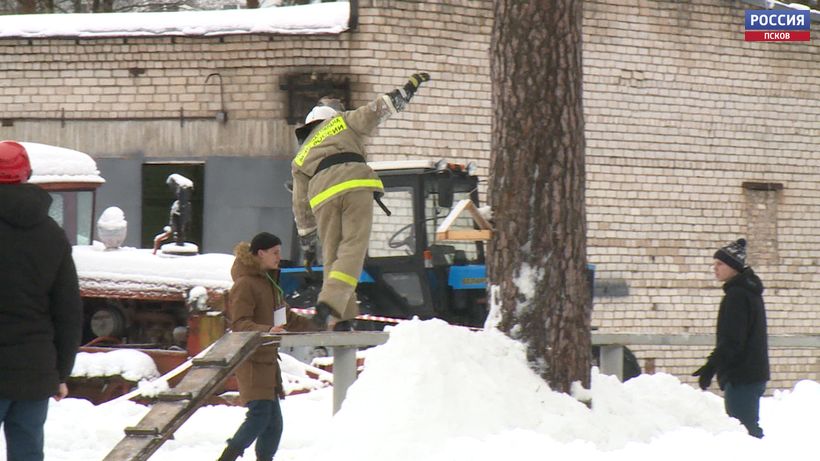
[591,332,820,348]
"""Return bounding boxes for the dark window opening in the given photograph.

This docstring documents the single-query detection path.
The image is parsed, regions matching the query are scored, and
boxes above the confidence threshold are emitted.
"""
[141,163,205,249]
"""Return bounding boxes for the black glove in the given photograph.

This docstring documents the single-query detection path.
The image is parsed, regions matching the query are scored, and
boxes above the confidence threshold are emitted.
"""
[299,231,318,267]
[402,72,431,99]
[692,363,715,390]
[387,72,431,112]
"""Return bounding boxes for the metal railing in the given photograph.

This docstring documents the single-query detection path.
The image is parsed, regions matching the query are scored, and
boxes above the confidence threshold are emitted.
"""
[592,333,820,381]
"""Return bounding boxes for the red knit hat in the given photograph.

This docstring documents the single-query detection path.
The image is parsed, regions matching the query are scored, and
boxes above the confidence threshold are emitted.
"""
[0,141,32,184]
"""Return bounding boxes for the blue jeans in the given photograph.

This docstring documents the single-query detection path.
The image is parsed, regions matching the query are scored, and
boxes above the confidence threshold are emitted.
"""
[0,399,49,461]
[724,381,766,438]
[227,399,283,461]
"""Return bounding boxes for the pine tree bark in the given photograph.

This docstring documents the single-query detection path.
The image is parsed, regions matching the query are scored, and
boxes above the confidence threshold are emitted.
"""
[488,0,590,392]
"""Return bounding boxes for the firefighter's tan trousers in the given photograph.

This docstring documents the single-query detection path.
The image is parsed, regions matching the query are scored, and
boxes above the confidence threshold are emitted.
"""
[315,189,373,321]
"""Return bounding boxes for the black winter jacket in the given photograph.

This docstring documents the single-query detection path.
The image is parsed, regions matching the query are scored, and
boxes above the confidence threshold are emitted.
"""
[708,268,770,390]
[0,184,83,400]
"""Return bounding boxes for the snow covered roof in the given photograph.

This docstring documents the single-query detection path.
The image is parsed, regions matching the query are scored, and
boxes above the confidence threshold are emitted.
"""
[368,160,439,171]
[0,2,350,39]
[21,142,105,185]
[74,243,234,300]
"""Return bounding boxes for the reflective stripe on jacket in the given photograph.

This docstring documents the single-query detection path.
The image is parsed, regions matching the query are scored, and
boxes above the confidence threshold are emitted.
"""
[291,96,394,237]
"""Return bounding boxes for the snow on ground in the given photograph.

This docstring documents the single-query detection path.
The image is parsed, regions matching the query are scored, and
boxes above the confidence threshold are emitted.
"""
[3,319,817,460]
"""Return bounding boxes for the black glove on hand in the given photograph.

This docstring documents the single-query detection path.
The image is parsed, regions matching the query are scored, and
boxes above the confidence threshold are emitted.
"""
[299,231,318,267]
[402,72,431,99]
[388,72,431,112]
[692,363,715,390]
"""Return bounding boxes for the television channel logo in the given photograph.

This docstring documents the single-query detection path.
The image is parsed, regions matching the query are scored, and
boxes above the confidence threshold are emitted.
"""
[745,10,810,42]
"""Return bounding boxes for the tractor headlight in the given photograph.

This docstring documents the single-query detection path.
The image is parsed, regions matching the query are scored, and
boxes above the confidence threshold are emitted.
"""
[90,307,126,338]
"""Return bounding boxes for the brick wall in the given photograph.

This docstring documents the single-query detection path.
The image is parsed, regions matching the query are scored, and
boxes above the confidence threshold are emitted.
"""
[352,0,492,175]
[0,0,493,168]
[583,0,820,391]
[0,0,817,391]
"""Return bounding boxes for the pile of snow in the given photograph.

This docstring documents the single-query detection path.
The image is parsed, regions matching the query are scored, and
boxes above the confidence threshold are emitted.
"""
[70,346,328,399]
[187,285,210,311]
[96,207,127,230]
[21,142,105,184]
[71,349,160,382]
[758,379,820,440]
[6,320,818,460]
[96,206,128,249]
[73,241,234,295]
[317,319,741,460]
[280,353,332,395]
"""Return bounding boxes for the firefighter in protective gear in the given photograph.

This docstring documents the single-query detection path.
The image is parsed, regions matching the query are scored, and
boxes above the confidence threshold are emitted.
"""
[291,73,430,330]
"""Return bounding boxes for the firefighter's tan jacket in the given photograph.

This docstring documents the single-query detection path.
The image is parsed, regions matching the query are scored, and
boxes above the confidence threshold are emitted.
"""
[291,95,397,237]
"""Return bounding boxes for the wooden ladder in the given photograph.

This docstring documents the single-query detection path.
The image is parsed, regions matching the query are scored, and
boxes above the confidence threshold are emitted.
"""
[102,331,271,461]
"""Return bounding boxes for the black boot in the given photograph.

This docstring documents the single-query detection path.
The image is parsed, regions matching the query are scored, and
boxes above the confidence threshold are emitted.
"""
[217,445,242,461]
[311,302,332,329]
[333,320,354,332]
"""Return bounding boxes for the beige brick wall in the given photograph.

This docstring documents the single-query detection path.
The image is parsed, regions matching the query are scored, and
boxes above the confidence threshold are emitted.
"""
[0,0,817,391]
[584,0,820,391]
[0,0,493,170]
[352,0,492,176]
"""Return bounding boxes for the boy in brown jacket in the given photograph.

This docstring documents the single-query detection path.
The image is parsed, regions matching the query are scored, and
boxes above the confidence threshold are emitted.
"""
[218,232,316,461]
[291,73,430,330]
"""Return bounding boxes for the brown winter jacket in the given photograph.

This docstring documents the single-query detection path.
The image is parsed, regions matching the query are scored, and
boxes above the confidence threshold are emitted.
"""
[228,242,317,403]
[291,94,398,237]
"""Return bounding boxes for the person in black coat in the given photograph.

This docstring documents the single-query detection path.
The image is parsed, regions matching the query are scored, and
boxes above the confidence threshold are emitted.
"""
[0,141,83,461]
[693,238,770,438]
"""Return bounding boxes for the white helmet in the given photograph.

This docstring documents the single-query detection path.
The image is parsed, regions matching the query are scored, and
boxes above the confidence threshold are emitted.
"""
[304,105,338,125]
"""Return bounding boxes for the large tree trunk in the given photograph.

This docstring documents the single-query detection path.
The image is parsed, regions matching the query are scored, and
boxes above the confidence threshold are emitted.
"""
[488,0,590,393]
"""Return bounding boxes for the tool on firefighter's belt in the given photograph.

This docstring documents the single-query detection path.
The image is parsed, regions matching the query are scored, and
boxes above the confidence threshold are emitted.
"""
[300,231,319,280]
[374,193,391,216]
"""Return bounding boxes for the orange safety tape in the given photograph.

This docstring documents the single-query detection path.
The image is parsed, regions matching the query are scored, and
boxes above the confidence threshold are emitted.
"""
[290,307,405,325]
[290,307,482,330]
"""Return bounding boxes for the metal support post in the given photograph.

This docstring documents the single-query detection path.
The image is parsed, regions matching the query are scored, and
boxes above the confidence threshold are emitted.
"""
[600,344,624,381]
[332,346,358,414]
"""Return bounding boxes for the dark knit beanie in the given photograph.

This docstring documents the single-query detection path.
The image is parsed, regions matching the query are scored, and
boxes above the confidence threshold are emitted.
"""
[714,238,747,272]
[249,232,281,254]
